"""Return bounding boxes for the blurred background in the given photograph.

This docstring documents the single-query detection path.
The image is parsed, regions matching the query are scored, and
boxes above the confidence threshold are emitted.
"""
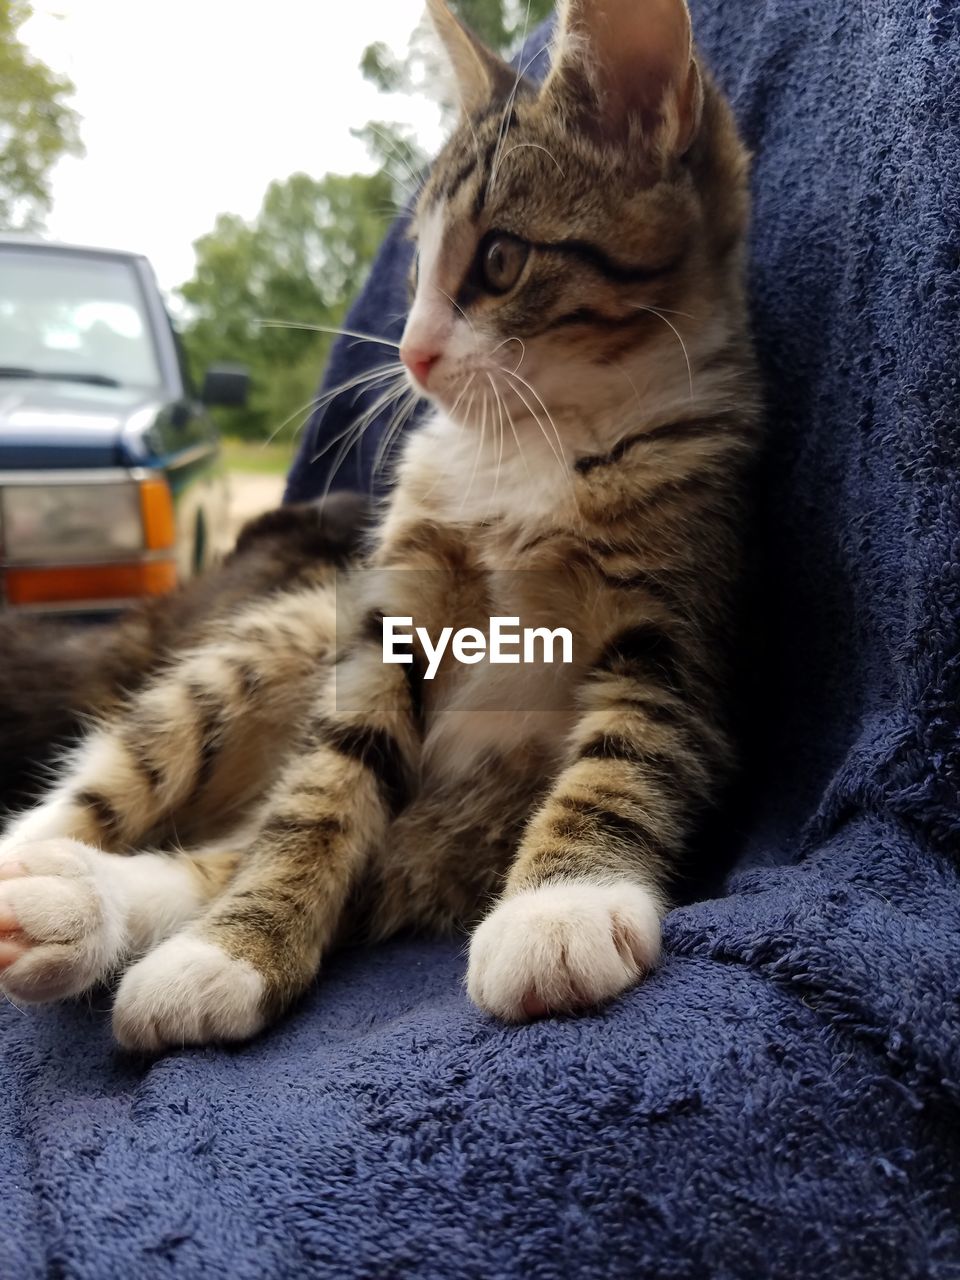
[5,0,551,521]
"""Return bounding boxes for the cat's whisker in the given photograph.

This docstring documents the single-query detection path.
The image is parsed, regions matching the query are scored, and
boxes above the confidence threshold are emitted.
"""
[458,384,489,516]
[380,176,423,208]
[463,110,482,167]
[500,366,569,479]
[440,385,477,506]
[500,371,566,477]
[435,286,476,334]
[312,411,379,480]
[314,363,403,404]
[372,388,421,481]
[268,363,403,449]
[270,375,393,453]
[318,415,379,502]
[506,382,565,478]
[491,372,531,479]
[311,377,408,494]
[263,391,325,449]
[447,371,478,425]
[496,142,565,178]
[377,393,421,481]
[444,60,483,168]
[489,40,528,192]
[411,372,478,506]
[308,368,408,459]
[485,372,508,517]
[364,124,426,195]
[477,381,490,470]
[488,5,539,197]
[629,306,695,400]
[464,385,479,432]
[372,205,414,227]
[614,361,645,415]
[340,378,409,446]
[490,336,526,373]
[371,391,411,478]
[629,304,698,321]
[257,319,401,350]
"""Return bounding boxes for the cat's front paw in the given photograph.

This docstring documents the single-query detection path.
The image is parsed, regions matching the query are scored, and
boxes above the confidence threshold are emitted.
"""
[0,839,126,1001]
[466,880,662,1022]
[112,935,266,1052]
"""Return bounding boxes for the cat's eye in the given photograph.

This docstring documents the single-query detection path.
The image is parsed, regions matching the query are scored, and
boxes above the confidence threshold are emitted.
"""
[478,233,529,295]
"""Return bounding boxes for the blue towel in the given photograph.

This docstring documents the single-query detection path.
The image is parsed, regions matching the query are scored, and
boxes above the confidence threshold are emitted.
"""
[4,4,960,1276]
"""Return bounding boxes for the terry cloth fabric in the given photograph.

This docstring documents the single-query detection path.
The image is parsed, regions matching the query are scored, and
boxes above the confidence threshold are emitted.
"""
[4,3,960,1277]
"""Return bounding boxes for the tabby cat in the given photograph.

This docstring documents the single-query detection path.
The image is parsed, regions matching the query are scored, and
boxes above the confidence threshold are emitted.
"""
[0,0,759,1049]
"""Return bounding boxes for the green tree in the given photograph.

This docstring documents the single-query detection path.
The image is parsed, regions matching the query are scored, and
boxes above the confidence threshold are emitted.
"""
[178,169,393,441]
[0,0,83,231]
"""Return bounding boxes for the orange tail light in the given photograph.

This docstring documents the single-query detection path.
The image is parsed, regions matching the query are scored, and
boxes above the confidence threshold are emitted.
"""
[6,561,178,607]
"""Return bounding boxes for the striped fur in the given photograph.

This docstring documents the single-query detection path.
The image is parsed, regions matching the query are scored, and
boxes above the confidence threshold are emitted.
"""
[0,0,762,1045]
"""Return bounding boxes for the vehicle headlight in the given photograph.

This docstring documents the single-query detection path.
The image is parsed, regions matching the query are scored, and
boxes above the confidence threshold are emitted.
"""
[2,477,173,563]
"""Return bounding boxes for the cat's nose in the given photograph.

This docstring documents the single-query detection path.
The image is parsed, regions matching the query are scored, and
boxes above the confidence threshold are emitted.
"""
[401,345,441,388]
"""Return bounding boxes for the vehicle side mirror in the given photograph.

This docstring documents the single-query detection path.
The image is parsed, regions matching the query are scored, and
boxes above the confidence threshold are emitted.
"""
[201,364,249,408]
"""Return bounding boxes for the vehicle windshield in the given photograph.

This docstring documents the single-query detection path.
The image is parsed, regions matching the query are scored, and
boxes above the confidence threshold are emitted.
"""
[0,247,163,391]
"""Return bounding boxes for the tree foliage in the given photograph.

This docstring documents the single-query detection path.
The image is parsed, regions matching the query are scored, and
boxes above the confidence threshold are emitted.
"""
[0,0,83,231]
[177,170,393,441]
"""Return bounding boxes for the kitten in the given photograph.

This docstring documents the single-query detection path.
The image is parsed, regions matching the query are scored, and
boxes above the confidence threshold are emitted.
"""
[0,0,760,1049]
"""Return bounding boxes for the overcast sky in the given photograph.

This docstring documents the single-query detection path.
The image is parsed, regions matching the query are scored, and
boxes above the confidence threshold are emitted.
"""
[21,1,443,295]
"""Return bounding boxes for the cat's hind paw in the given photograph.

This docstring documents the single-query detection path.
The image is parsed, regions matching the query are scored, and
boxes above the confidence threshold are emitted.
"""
[0,839,126,1002]
[466,880,662,1022]
[112,935,266,1052]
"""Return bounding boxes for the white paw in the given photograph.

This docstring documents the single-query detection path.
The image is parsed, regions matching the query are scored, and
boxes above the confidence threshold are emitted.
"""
[112,935,266,1052]
[0,839,126,1002]
[467,880,662,1022]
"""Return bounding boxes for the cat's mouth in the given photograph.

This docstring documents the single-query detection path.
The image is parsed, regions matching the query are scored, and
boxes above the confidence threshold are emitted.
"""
[414,344,539,428]
[400,329,561,440]
[426,365,558,446]
[405,361,477,418]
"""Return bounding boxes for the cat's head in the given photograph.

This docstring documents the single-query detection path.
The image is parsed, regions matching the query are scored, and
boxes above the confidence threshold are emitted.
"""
[400,0,751,440]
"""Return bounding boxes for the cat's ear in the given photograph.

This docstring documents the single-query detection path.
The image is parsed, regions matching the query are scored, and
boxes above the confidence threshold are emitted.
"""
[426,0,519,116]
[545,0,703,154]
